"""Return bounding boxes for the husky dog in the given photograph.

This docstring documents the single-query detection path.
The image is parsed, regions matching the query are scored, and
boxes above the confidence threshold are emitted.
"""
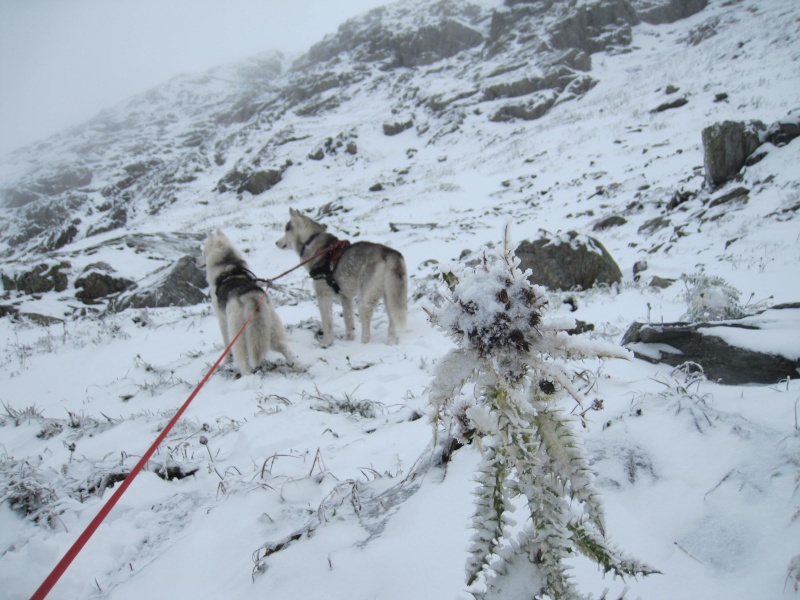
[198,229,298,375]
[276,208,408,347]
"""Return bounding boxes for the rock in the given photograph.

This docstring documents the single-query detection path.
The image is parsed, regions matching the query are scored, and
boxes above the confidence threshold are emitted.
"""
[632,260,648,280]
[383,120,413,136]
[111,256,208,312]
[216,168,283,195]
[490,95,558,122]
[652,97,688,113]
[549,0,639,53]
[637,216,671,235]
[515,230,622,291]
[2,262,71,295]
[593,215,627,231]
[74,263,136,304]
[303,14,484,69]
[666,189,696,211]
[701,120,766,188]
[647,275,675,289]
[241,170,283,195]
[707,186,749,209]
[765,108,800,147]
[633,0,708,25]
[621,304,800,384]
[87,205,128,237]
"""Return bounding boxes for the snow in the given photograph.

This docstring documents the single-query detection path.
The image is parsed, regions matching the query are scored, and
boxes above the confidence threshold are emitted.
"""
[1,0,800,599]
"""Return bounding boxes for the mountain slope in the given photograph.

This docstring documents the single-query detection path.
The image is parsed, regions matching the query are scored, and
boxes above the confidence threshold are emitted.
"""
[1,0,799,599]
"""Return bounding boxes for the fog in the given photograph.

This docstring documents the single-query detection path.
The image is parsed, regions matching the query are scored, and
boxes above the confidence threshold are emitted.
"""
[0,0,391,157]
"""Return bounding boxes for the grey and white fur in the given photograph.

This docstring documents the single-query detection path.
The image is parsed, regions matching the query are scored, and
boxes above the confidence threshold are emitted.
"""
[198,229,298,375]
[276,208,408,347]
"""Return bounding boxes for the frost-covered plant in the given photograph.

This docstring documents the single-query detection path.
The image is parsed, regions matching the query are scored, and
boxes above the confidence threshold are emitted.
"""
[788,554,800,592]
[428,228,657,599]
[680,272,747,321]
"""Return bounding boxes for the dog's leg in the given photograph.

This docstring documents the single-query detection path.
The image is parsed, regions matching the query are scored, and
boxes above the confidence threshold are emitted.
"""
[384,258,407,345]
[386,297,398,345]
[216,307,233,363]
[315,284,336,347]
[341,295,356,341]
[274,338,302,370]
[248,320,269,375]
[359,298,379,344]
[228,303,254,375]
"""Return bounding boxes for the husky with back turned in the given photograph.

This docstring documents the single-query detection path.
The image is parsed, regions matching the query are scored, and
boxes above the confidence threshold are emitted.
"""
[276,208,408,347]
[198,229,298,375]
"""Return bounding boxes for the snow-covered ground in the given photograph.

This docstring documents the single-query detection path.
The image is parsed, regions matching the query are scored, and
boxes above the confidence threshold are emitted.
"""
[1,0,799,598]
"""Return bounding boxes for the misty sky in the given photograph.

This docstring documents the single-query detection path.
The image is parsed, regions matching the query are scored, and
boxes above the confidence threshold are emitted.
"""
[0,0,392,157]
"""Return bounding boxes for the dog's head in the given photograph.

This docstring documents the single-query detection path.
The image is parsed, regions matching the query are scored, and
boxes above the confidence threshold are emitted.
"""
[276,208,326,252]
[197,228,236,270]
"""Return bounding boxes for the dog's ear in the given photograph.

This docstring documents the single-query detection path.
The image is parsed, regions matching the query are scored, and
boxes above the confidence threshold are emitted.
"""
[290,208,299,217]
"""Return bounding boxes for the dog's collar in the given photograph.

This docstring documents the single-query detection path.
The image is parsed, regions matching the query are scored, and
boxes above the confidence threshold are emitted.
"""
[299,232,322,258]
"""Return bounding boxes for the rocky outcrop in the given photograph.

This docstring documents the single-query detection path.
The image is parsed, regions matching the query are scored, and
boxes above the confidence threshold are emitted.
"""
[701,110,799,189]
[2,261,70,295]
[764,108,800,147]
[1,167,92,209]
[301,7,485,69]
[216,168,284,196]
[548,0,639,54]
[74,263,136,304]
[593,215,627,231]
[383,120,414,136]
[515,231,623,291]
[111,256,207,312]
[621,304,800,384]
[632,0,708,25]
[701,120,765,188]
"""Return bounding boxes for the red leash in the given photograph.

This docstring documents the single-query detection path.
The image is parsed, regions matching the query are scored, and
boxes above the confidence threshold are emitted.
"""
[30,292,268,600]
[262,240,349,285]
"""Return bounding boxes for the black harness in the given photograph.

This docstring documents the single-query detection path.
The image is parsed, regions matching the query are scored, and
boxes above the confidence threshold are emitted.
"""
[303,234,351,294]
[214,266,263,306]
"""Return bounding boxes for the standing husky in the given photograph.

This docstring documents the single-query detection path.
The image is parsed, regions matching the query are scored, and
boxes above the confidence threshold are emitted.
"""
[276,208,408,347]
[198,229,298,375]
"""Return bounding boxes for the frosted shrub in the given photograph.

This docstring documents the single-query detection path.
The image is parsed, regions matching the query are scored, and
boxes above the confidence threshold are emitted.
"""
[429,230,656,599]
[680,272,746,321]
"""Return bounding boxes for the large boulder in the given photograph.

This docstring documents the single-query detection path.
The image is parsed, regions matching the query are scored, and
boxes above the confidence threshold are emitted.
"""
[111,256,207,312]
[701,120,765,188]
[74,263,136,304]
[621,304,800,384]
[515,231,622,291]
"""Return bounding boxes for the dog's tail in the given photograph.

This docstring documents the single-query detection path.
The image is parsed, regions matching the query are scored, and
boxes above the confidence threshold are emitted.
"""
[385,253,408,331]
